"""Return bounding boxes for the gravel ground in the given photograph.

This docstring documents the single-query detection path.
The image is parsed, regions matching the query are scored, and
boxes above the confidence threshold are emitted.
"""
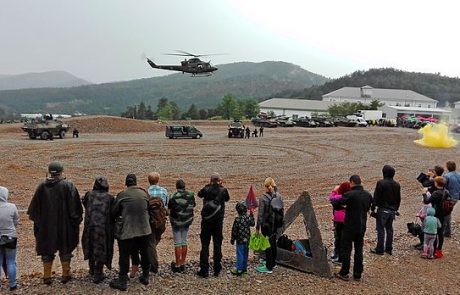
[1,118,460,294]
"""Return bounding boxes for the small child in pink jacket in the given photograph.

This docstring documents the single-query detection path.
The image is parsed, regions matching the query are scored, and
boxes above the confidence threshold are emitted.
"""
[328,182,351,263]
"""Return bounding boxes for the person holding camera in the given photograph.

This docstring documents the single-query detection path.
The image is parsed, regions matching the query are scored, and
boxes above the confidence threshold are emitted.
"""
[370,165,401,256]
[196,173,230,278]
[443,161,460,237]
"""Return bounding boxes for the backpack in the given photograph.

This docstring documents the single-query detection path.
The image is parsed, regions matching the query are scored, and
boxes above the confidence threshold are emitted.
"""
[441,191,454,217]
[264,193,284,232]
[149,197,167,236]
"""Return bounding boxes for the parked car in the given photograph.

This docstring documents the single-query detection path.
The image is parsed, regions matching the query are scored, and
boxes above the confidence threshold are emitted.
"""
[166,125,203,139]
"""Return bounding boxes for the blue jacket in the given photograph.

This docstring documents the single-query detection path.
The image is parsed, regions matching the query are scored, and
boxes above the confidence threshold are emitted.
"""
[445,171,460,200]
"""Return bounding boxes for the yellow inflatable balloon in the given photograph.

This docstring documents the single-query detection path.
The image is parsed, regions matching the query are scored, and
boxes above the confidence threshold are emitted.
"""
[414,123,457,148]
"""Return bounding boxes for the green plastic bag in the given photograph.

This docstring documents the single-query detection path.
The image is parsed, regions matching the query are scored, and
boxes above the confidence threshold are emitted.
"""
[249,233,271,251]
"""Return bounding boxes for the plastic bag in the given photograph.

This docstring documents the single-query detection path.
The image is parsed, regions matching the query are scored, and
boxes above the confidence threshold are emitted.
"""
[249,233,271,251]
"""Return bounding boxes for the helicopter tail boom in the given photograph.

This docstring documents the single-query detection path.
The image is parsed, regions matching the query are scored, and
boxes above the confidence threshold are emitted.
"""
[147,58,157,67]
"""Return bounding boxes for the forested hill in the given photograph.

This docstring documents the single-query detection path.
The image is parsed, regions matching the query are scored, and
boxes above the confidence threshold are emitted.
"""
[0,61,328,115]
[283,68,460,106]
[0,71,91,90]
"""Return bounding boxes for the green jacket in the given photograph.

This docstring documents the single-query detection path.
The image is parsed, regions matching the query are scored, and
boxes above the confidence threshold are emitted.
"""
[112,186,151,240]
[423,207,441,235]
[169,189,196,228]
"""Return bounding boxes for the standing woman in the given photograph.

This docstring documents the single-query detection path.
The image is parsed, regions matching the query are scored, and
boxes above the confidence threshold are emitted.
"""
[81,177,115,283]
[256,177,284,274]
[0,186,19,291]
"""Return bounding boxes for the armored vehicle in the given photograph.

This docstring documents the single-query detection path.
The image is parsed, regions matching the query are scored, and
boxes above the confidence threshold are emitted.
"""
[21,114,70,139]
[166,125,202,139]
[275,116,295,127]
[228,120,245,138]
[251,114,278,128]
[293,117,317,128]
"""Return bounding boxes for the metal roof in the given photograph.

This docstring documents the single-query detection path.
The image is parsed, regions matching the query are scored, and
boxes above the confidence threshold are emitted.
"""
[259,98,335,111]
[380,105,451,113]
[323,86,437,102]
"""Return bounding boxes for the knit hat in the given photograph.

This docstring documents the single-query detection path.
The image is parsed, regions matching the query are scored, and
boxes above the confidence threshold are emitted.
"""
[48,161,64,175]
[236,201,247,215]
[125,174,137,186]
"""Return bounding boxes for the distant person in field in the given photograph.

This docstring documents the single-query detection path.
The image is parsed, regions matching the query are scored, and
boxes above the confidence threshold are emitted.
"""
[168,179,196,273]
[259,126,264,137]
[81,176,114,284]
[245,127,250,139]
[443,161,460,237]
[0,186,19,291]
[253,128,258,137]
[72,128,79,138]
[27,162,83,285]
[331,175,372,282]
[371,165,401,256]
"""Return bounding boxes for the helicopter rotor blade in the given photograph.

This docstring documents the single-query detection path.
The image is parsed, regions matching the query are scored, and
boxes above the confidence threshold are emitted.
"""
[175,50,198,57]
[164,53,192,57]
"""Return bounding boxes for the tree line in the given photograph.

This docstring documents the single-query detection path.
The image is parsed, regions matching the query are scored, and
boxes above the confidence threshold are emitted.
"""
[327,100,384,117]
[120,94,260,120]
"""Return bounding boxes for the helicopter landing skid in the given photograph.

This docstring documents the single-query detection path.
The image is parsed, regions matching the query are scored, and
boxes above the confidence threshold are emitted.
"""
[191,73,212,77]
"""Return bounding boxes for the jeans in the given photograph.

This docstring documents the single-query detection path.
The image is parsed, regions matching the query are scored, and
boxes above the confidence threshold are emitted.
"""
[376,208,395,253]
[236,243,249,271]
[340,231,364,279]
[119,235,150,277]
[0,246,17,288]
[199,220,223,273]
[172,226,190,247]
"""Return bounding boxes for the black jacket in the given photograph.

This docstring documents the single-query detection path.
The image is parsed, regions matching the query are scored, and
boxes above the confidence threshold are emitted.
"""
[332,185,372,234]
[372,166,401,212]
[423,188,450,218]
[198,184,230,222]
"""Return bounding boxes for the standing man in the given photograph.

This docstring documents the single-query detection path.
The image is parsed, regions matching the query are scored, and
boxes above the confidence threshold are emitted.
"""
[110,174,151,291]
[331,175,372,281]
[444,161,460,237]
[245,127,250,139]
[197,173,230,278]
[370,165,401,255]
[27,162,83,285]
[259,126,264,137]
[146,172,168,273]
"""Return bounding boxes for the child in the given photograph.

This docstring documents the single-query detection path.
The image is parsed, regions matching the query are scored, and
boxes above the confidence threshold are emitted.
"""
[413,199,432,249]
[328,182,351,263]
[230,201,255,275]
[421,207,441,259]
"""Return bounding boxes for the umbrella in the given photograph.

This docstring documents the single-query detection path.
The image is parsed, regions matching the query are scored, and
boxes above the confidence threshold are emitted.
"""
[245,185,258,212]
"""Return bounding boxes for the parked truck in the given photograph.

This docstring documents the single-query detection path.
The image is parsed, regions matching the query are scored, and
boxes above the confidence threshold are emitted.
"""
[357,110,383,122]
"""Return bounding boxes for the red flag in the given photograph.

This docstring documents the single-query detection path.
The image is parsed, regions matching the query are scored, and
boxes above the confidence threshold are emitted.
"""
[245,185,258,211]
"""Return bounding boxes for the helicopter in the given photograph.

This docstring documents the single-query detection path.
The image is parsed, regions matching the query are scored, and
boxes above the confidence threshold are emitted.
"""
[146,50,219,77]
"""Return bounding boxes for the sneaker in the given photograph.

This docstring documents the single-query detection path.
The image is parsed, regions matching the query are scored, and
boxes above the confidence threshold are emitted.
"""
[428,255,435,259]
[385,250,393,255]
[420,253,428,258]
[196,270,209,278]
[370,248,384,255]
[139,274,149,286]
[331,257,342,264]
[256,265,273,274]
[230,268,243,276]
[179,265,185,273]
[434,249,443,259]
[353,276,361,282]
[334,272,350,281]
[10,286,17,291]
[171,262,180,273]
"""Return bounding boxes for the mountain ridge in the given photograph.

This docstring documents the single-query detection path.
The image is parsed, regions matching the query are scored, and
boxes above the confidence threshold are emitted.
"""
[0,70,91,90]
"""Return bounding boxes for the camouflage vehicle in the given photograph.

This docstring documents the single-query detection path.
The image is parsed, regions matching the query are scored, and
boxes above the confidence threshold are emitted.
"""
[251,113,278,128]
[21,114,70,140]
[228,120,245,138]
[293,117,317,128]
[275,116,295,127]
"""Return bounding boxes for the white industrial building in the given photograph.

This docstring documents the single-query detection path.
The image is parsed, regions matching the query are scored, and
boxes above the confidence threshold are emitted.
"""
[379,105,451,120]
[259,98,334,119]
[322,85,438,108]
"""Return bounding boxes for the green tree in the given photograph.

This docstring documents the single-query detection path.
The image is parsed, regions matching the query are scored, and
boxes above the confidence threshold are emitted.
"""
[146,105,154,120]
[137,102,147,119]
[198,108,208,119]
[156,104,173,120]
[184,104,199,119]
[170,102,181,120]
[368,99,384,110]
[241,98,260,118]
[219,94,238,119]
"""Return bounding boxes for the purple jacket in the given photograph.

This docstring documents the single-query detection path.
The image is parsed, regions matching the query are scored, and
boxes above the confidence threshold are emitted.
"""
[329,191,346,223]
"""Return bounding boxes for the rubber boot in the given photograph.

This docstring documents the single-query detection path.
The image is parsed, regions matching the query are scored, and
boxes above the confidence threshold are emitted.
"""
[93,262,105,284]
[110,275,128,291]
[43,261,53,285]
[61,260,72,283]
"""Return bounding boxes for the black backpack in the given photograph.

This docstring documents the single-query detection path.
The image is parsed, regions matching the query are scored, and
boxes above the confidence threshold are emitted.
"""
[440,190,454,217]
[264,193,284,231]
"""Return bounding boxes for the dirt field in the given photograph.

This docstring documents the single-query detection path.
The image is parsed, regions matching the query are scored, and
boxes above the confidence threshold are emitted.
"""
[1,117,460,294]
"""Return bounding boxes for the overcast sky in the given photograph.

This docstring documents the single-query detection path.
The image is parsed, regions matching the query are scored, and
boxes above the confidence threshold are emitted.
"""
[1,0,460,83]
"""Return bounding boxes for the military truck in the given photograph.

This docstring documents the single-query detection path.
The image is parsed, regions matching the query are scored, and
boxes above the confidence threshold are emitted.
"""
[21,114,70,140]
[228,120,245,138]
[166,125,202,139]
